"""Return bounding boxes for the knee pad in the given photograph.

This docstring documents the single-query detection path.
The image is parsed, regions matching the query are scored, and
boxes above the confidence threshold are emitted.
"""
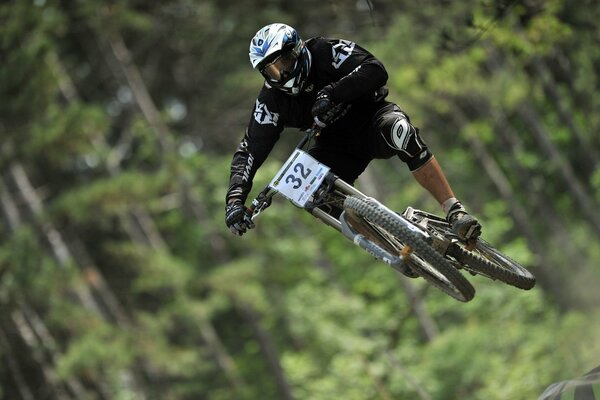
[380,111,432,169]
[384,111,422,157]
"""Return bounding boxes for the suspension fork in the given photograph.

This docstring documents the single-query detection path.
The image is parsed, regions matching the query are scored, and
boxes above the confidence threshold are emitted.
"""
[307,176,367,232]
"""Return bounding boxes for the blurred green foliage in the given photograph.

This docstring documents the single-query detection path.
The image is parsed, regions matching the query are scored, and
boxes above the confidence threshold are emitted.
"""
[1,1,599,399]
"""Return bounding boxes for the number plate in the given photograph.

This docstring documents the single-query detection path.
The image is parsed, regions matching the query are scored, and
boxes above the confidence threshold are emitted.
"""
[269,149,330,207]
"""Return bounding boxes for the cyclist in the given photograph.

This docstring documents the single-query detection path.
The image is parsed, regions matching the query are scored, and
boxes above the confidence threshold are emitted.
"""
[225,23,481,241]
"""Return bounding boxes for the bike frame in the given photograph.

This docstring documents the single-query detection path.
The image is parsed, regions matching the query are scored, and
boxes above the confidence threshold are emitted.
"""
[249,128,430,268]
[250,139,366,232]
[249,127,535,298]
[250,127,370,230]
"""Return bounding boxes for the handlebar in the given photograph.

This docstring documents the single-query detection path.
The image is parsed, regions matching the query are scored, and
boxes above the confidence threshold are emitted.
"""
[297,125,321,148]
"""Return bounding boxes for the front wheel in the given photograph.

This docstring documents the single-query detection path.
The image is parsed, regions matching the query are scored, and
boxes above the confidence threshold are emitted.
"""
[343,196,475,302]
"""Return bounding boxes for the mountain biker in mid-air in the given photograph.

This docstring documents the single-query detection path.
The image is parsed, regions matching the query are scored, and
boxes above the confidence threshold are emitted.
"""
[225,23,482,241]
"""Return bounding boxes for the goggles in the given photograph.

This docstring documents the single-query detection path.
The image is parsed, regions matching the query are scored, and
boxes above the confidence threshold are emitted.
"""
[260,50,298,83]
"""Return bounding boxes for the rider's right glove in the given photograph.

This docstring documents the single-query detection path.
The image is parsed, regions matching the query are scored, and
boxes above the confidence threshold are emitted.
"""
[225,200,255,236]
[311,85,349,128]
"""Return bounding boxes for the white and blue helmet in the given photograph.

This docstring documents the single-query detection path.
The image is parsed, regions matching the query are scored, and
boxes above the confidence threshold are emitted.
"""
[249,23,311,95]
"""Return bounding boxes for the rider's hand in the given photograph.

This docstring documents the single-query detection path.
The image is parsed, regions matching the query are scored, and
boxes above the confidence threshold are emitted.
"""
[311,85,347,128]
[225,200,255,236]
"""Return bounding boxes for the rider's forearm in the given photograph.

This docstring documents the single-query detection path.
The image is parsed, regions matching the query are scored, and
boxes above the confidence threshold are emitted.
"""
[226,97,284,204]
[329,60,388,103]
[226,175,251,205]
[226,127,280,204]
[227,148,254,204]
[411,156,456,206]
[227,197,241,205]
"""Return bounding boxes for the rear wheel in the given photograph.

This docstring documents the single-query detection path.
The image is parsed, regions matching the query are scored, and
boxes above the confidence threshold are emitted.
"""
[344,196,475,302]
[426,219,536,290]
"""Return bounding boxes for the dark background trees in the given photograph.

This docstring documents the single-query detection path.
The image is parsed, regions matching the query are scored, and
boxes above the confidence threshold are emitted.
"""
[1,1,599,399]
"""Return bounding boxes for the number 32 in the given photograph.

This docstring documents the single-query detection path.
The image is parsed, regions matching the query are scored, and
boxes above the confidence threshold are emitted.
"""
[285,163,312,189]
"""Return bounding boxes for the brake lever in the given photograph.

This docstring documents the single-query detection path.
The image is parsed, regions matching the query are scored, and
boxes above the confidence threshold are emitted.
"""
[250,191,273,221]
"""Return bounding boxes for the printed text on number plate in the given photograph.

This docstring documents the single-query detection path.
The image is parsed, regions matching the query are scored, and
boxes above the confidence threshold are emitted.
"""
[269,149,330,207]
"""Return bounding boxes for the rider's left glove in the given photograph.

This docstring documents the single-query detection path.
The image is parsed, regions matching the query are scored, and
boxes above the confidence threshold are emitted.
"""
[311,85,348,128]
[225,200,255,236]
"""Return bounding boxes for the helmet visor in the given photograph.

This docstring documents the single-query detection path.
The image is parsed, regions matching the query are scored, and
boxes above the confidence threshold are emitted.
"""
[261,51,298,83]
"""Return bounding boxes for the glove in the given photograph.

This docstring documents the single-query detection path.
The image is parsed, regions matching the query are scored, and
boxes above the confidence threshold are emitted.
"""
[225,200,255,236]
[311,85,348,128]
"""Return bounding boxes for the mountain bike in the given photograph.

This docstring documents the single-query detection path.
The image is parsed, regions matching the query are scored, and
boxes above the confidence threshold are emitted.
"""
[249,128,536,302]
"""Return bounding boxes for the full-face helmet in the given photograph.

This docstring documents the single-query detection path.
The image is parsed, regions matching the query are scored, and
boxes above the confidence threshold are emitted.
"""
[249,23,311,95]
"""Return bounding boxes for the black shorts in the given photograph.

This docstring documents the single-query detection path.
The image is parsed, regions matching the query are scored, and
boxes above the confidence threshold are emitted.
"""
[308,102,433,184]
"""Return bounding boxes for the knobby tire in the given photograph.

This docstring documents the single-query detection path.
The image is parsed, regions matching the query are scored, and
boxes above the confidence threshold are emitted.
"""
[344,196,475,302]
[447,239,536,290]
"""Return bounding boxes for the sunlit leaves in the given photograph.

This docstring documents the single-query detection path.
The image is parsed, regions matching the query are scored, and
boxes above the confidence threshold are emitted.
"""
[57,322,136,383]
[25,103,108,168]
[50,170,172,224]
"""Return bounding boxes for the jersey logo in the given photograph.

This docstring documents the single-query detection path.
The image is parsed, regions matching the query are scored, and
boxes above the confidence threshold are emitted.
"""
[389,114,424,158]
[242,153,254,182]
[331,40,355,69]
[391,118,412,151]
[254,100,279,126]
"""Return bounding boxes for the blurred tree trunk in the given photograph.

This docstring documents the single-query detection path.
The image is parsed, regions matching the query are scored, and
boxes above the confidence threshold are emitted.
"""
[451,108,573,309]
[386,351,433,400]
[530,58,598,174]
[48,49,246,391]
[472,100,585,260]
[359,169,439,341]
[5,164,148,399]
[0,325,35,400]
[517,105,600,238]
[103,37,246,390]
[361,355,394,400]
[10,307,87,400]
[396,275,439,341]
[237,301,295,400]
[484,49,600,238]
[8,165,104,315]
[0,178,106,399]
[103,25,227,257]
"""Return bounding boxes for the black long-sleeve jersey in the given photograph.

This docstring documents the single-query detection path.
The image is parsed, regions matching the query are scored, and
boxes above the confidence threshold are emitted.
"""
[226,37,390,204]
